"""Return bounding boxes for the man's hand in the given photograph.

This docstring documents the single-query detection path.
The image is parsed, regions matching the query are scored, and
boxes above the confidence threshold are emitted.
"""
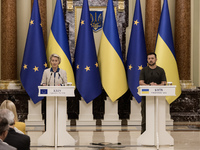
[150,82,157,85]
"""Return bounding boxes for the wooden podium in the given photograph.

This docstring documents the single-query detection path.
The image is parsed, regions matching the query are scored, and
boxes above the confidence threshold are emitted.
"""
[37,86,75,147]
[137,85,176,149]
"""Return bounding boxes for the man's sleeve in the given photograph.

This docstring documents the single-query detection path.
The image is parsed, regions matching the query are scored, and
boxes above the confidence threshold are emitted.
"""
[161,69,167,81]
[139,69,145,81]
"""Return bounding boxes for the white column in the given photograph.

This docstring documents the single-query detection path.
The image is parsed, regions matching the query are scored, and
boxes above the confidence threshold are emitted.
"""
[25,100,44,126]
[128,97,142,125]
[25,100,44,146]
[102,97,121,125]
[76,98,96,125]
[166,101,174,125]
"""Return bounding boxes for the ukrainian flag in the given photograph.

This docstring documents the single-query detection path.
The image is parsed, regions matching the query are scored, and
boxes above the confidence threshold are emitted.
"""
[98,0,128,102]
[142,89,149,94]
[155,0,181,104]
[46,0,75,86]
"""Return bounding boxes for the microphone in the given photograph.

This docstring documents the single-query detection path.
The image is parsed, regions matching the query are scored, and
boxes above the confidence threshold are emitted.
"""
[58,73,65,85]
[48,72,53,86]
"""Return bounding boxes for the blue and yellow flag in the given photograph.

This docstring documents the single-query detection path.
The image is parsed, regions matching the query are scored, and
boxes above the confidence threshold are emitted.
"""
[126,0,147,103]
[98,0,128,102]
[46,0,75,86]
[155,0,181,104]
[74,0,102,103]
[20,0,47,104]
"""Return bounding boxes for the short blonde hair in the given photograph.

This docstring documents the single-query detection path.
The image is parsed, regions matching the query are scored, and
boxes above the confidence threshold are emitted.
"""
[0,100,18,122]
[49,54,61,64]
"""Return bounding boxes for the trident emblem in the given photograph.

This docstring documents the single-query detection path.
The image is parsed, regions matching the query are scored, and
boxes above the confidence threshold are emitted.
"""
[90,11,103,32]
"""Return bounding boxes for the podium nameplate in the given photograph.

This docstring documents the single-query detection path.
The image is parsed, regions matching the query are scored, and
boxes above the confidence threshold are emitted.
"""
[137,85,176,96]
[38,86,75,97]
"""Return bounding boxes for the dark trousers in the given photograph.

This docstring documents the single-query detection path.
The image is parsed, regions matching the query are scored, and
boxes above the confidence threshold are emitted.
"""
[141,96,146,134]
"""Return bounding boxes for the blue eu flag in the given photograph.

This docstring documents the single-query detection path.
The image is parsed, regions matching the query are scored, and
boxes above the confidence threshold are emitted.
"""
[20,0,47,104]
[74,0,102,103]
[126,0,147,103]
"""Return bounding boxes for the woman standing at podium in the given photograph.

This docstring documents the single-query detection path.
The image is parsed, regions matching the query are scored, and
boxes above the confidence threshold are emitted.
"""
[41,54,67,86]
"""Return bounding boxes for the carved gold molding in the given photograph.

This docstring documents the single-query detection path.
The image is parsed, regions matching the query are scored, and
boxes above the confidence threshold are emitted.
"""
[67,0,73,11]
[67,0,124,12]
[118,0,125,12]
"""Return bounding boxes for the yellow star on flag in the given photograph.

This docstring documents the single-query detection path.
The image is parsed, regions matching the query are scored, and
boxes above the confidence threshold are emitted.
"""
[33,66,39,72]
[81,20,85,25]
[134,20,139,25]
[85,66,90,72]
[23,64,28,70]
[77,65,80,69]
[40,23,42,27]
[95,62,98,67]
[30,20,34,25]
[44,62,47,68]
[129,65,133,70]
[138,65,143,70]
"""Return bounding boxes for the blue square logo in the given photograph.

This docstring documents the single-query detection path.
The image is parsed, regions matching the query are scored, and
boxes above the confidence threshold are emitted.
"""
[40,89,47,94]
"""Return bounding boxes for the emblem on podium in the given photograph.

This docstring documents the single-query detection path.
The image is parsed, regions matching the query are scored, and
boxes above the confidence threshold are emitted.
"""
[40,89,48,94]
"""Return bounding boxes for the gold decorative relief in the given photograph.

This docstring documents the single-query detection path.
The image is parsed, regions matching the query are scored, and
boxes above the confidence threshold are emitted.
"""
[67,0,73,12]
[118,0,124,12]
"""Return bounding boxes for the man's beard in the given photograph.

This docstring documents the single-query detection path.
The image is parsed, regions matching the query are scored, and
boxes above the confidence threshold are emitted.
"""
[148,62,156,66]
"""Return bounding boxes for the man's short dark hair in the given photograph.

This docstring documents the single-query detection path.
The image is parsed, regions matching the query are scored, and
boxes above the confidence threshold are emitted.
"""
[0,117,9,135]
[147,52,157,58]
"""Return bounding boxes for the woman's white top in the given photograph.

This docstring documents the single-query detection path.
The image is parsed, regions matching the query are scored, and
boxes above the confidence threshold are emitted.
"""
[41,68,67,86]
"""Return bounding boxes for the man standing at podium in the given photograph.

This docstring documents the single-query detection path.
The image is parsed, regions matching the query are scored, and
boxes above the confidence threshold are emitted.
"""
[139,52,167,133]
